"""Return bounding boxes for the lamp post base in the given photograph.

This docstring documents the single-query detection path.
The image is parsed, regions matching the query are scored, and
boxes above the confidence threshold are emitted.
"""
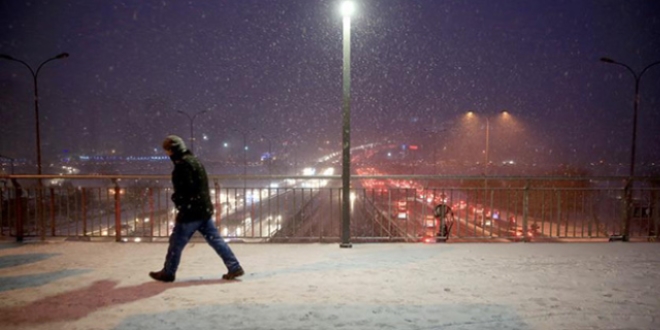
[609,234,629,242]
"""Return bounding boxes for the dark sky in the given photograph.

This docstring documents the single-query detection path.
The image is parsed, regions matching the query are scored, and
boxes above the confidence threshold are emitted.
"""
[1,0,659,173]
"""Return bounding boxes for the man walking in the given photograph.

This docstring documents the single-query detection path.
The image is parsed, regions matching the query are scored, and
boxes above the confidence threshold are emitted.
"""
[150,135,244,282]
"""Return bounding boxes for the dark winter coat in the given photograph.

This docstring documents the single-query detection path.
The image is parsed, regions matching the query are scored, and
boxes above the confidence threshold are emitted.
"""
[170,150,214,222]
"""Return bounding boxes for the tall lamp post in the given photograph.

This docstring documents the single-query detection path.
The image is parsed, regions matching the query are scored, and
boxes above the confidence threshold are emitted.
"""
[234,128,254,186]
[261,134,276,176]
[423,128,448,173]
[340,1,354,248]
[465,111,510,175]
[177,110,207,154]
[465,111,510,205]
[0,53,69,175]
[600,58,660,178]
[600,57,660,241]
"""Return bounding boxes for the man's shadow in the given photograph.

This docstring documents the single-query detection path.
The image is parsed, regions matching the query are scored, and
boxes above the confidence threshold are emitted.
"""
[0,277,233,325]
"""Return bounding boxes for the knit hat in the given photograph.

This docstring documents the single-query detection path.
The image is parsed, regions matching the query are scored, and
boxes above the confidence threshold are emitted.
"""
[162,135,187,154]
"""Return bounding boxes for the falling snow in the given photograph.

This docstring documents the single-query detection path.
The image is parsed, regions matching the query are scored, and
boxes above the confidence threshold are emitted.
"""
[0,0,659,176]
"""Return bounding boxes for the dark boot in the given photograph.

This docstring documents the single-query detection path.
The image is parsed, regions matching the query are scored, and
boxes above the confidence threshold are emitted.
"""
[222,266,244,280]
[149,270,175,282]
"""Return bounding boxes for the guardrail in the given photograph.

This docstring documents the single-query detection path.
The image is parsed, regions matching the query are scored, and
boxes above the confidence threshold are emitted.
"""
[1,174,658,243]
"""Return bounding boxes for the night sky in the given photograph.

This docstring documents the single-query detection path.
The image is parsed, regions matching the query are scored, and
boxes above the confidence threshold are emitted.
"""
[1,0,659,174]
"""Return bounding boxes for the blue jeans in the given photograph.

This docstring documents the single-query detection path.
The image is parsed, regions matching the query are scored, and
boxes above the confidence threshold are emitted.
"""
[163,218,241,276]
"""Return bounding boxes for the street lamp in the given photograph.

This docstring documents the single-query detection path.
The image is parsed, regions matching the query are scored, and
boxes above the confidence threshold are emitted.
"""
[600,57,660,241]
[340,0,355,248]
[600,57,660,178]
[465,110,510,176]
[465,110,511,214]
[423,128,448,173]
[0,52,69,175]
[234,128,254,184]
[260,134,276,176]
[177,110,207,154]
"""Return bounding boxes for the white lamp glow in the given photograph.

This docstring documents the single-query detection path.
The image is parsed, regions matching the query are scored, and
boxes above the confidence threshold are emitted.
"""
[340,1,355,17]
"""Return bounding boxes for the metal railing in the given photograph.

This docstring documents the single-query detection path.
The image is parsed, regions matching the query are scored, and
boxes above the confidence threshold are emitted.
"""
[1,174,658,243]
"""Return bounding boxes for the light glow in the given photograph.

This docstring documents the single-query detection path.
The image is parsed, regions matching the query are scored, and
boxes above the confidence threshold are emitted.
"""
[340,1,355,17]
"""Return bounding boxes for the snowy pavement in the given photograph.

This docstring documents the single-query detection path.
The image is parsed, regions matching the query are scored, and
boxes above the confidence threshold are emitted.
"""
[0,239,658,330]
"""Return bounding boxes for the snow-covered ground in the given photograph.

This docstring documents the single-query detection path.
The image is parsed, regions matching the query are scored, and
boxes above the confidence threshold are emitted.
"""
[0,240,658,330]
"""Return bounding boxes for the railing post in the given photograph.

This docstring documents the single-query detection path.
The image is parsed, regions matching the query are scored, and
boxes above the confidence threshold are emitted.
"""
[556,190,561,237]
[214,180,220,228]
[251,187,255,238]
[38,185,45,241]
[623,179,633,241]
[14,181,23,242]
[50,187,55,236]
[488,189,494,236]
[388,189,392,240]
[652,189,659,241]
[81,187,87,236]
[149,187,154,237]
[114,181,121,242]
[522,180,530,242]
[610,179,632,242]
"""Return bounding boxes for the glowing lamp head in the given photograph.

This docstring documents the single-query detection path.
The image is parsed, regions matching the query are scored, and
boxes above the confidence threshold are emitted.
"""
[340,1,355,17]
